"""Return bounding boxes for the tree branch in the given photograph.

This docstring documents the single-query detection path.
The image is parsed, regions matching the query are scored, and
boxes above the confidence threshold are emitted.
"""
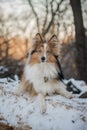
[43,0,64,36]
[42,0,49,35]
[27,0,40,32]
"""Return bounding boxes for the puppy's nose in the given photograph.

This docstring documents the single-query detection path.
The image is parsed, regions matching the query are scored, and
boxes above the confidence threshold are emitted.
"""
[41,56,46,62]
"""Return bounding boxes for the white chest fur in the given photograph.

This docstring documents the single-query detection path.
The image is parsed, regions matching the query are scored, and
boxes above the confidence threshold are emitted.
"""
[24,63,58,95]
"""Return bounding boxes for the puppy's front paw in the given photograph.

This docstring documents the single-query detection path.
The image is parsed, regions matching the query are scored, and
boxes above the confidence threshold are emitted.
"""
[40,105,46,114]
[38,93,47,114]
[14,86,24,96]
[67,92,75,99]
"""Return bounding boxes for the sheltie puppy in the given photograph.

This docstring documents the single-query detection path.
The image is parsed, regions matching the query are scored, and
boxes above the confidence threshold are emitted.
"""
[19,33,73,113]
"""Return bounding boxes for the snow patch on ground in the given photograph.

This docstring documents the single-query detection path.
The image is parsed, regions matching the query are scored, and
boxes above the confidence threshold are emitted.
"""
[0,76,87,130]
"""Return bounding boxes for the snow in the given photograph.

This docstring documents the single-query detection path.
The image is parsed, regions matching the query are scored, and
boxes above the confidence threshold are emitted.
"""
[0,76,87,130]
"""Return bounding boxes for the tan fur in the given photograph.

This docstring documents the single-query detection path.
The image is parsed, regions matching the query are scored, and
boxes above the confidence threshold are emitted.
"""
[48,35,59,56]
[21,74,37,96]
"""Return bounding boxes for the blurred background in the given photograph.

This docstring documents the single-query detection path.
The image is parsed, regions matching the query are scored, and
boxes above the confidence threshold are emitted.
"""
[0,0,87,82]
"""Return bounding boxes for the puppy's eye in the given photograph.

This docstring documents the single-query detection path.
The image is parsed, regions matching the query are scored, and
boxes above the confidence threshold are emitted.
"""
[31,50,36,55]
[47,50,51,53]
[37,49,42,53]
[26,52,29,57]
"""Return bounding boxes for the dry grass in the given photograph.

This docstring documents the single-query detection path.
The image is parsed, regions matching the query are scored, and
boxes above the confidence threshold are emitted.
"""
[0,123,32,130]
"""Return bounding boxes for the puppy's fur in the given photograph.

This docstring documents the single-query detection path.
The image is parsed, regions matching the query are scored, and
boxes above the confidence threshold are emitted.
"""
[19,33,73,113]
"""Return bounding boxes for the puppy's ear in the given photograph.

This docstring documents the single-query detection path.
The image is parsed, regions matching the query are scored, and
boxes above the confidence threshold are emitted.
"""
[48,35,61,56]
[48,35,57,46]
[31,33,42,54]
[34,33,43,43]
[48,35,60,56]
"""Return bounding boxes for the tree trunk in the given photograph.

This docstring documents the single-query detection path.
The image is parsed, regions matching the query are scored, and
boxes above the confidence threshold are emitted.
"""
[70,0,87,82]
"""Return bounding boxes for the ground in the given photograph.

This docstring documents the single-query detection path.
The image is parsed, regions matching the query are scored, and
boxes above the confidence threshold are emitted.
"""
[0,76,87,130]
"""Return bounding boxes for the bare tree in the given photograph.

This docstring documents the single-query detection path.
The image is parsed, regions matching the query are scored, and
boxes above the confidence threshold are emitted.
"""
[70,0,87,82]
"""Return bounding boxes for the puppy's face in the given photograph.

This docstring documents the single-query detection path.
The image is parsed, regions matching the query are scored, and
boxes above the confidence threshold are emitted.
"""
[28,33,59,65]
